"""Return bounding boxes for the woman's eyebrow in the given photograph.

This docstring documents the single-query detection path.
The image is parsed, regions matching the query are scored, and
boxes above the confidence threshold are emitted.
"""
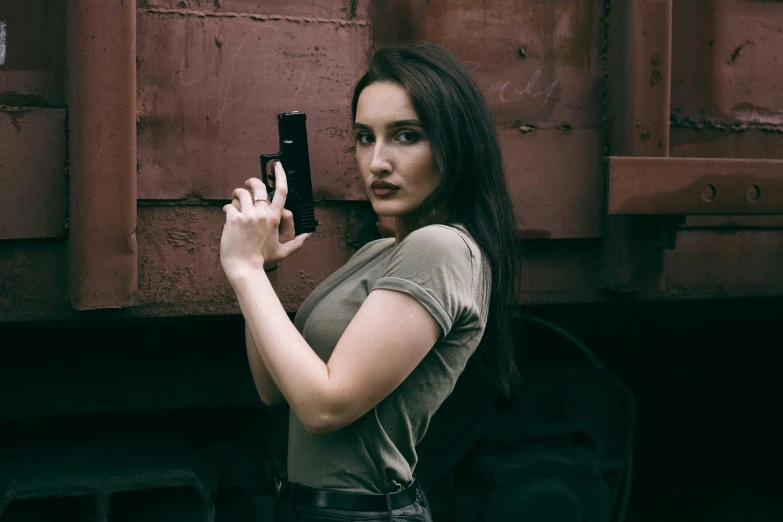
[353,119,423,130]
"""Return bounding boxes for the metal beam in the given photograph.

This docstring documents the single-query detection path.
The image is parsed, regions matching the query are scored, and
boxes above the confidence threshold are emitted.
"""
[608,157,783,215]
[601,0,675,292]
[67,0,138,309]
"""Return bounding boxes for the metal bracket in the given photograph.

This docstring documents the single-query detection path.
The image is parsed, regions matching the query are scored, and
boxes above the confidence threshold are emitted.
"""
[608,157,783,215]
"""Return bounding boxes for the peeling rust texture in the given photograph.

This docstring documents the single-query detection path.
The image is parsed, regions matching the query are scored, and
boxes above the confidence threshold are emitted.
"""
[609,0,672,156]
[140,7,369,26]
[670,112,783,135]
[131,205,367,316]
[671,0,782,130]
[67,0,138,310]
[670,128,783,162]
[141,0,366,20]
[608,157,783,215]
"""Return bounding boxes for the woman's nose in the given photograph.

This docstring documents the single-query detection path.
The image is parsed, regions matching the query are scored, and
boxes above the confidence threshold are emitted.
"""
[369,144,392,174]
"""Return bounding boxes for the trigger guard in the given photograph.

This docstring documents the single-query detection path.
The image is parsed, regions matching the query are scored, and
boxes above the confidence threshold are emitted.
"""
[260,154,282,185]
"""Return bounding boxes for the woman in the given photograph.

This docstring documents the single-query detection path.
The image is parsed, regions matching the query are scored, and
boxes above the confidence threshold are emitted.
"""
[220,43,519,521]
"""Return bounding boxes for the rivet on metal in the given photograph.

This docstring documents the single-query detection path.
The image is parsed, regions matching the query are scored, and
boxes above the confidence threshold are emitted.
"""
[701,184,717,202]
[746,184,761,202]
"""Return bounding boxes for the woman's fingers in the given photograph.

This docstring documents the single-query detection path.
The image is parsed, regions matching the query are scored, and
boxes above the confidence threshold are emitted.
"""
[245,177,269,205]
[232,188,254,212]
[270,162,289,212]
[280,233,312,257]
[280,209,295,242]
[223,203,239,218]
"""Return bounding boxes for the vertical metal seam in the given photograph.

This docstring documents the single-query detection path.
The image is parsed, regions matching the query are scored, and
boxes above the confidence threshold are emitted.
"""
[67,0,138,309]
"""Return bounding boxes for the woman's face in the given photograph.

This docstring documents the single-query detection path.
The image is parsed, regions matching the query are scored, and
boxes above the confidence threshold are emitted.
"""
[354,81,441,218]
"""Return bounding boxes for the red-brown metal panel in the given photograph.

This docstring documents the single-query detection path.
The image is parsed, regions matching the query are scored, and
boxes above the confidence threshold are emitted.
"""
[0,0,67,240]
[0,109,67,239]
[671,128,783,161]
[0,0,66,107]
[501,128,604,239]
[670,0,783,173]
[9,213,783,321]
[369,0,606,239]
[67,0,138,310]
[135,8,371,201]
[142,0,368,20]
[5,0,783,324]
[608,157,783,215]
[672,0,783,128]
[131,205,364,316]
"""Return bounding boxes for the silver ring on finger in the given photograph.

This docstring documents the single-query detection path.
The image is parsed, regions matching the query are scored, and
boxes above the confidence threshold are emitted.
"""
[253,195,268,204]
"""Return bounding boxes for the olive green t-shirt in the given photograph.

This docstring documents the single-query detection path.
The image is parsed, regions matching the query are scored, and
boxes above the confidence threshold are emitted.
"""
[288,224,490,493]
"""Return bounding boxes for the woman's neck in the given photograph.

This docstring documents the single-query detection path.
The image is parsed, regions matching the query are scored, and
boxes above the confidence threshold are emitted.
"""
[393,204,452,245]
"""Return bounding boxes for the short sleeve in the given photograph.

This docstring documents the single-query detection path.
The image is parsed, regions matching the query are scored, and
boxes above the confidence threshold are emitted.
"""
[372,225,475,337]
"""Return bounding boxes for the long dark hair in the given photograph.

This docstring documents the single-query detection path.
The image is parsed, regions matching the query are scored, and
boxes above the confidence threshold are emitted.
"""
[351,43,520,396]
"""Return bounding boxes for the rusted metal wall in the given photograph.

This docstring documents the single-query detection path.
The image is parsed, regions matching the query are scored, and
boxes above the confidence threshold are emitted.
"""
[0,0,66,241]
[1,0,783,322]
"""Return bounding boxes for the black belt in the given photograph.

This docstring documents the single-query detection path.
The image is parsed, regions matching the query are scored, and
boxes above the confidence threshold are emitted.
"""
[279,480,419,512]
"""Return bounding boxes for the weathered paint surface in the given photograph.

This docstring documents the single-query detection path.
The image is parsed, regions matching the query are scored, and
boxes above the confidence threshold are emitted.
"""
[608,157,783,215]
[502,128,604,238]
[672,0,783,129]
[3,0,783,321]
[136,9,371,201]
[131,204,375,316]
[0,204,378,321]
[0,108,67,239]
[66,0,138,310]
[142,0,368,21]
[371,0,606,239]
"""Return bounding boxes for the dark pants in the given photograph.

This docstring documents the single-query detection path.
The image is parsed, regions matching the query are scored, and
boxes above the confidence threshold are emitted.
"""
[274,481,434,522]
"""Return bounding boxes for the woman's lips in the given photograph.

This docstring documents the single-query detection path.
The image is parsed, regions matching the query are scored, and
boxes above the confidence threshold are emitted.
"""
[370,181,400,197]
[371,187,399,197]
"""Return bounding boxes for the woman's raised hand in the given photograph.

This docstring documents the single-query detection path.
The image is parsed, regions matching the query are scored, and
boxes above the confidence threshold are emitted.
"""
[220,162,311,280]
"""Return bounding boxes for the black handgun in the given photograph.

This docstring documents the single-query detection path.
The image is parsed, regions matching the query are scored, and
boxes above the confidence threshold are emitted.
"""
[260,111,319,235]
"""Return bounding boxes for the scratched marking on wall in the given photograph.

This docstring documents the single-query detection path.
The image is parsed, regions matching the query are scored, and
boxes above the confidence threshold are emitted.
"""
[0,21,7,66]
[485,70,559,108]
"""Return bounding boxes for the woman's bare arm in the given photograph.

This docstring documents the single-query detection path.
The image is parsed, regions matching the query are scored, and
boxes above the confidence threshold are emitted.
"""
[231,268,440,435]
[222,168,440,433]
[244,269,286,406]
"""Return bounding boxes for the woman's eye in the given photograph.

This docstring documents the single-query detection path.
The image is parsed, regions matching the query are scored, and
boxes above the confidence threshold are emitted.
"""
[397,131,419,143]
[356,133,374,145]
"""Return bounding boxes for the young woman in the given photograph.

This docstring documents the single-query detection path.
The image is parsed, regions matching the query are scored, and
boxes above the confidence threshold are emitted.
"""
[220,43,519,521]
